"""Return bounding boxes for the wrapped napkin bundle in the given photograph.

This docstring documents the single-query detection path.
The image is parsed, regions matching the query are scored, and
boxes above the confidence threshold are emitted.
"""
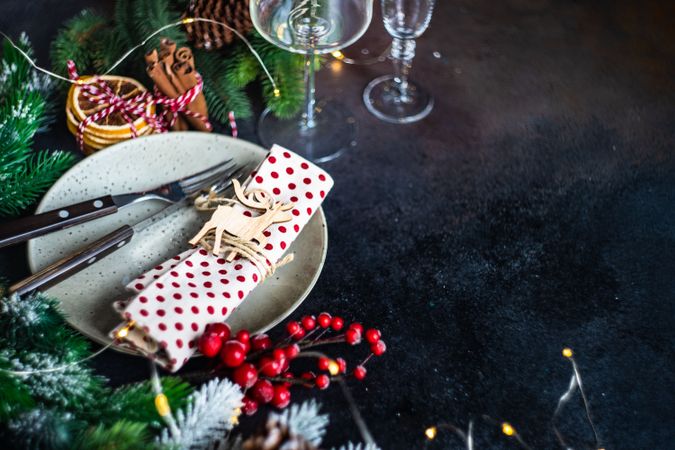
[111,145,333,371]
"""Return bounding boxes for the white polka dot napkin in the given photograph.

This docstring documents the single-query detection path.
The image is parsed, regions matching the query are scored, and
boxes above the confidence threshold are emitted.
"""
[110,145,334,371]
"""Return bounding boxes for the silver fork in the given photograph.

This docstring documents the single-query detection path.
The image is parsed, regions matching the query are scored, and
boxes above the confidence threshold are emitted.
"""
[9,161,257,297]
[0,158,236,248]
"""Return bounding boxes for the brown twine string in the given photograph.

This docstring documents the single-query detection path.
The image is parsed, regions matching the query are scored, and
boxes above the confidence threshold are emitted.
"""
[192,190,294,281]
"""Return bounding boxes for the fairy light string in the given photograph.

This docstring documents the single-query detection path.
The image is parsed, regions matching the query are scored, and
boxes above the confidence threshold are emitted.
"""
[150,360,181,440]
[0,17,280,96]
[330,46,390,66]
[0,318,135,376]
[553,348,603,450]
[425,348,602,449]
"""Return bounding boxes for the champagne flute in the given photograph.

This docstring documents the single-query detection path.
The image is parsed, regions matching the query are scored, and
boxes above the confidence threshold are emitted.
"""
[364,0,435,123]
[251,0,374,163]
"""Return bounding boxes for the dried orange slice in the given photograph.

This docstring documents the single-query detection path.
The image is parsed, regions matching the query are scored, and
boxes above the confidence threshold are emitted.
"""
[67,75,156,138]
[65,109,154,148]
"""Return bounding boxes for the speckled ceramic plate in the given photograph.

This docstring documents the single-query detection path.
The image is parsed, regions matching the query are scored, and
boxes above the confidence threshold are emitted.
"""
[27,132,328,353]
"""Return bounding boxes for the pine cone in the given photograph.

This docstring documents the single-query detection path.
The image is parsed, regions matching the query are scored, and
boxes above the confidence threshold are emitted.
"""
[184,0,253,50]
[242,416,318,450]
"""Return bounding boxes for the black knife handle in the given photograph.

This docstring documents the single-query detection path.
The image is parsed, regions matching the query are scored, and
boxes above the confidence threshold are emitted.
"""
[9,225,134,297]
[0,195,118,248]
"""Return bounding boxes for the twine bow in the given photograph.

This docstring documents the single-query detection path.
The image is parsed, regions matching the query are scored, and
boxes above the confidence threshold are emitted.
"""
[67,61,213,150]
[191,182,295,281]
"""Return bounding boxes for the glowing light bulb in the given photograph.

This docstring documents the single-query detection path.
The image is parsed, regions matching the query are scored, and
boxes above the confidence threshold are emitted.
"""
[182,17,196,24]
[562,348,573,358]
[332,51,345,60]
[230,407,242,425]
[273,88,281,97]
[155,393,171,417]
[116,321,135,339]
[425,426,437,440]
[328,360,340,376]
[502,422,515,436]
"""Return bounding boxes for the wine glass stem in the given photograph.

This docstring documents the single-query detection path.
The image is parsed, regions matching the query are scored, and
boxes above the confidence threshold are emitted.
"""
[391,37,416,102]
[301,52,317,130]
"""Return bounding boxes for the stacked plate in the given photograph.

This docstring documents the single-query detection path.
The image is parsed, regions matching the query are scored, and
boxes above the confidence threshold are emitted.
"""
[66,75,156,154]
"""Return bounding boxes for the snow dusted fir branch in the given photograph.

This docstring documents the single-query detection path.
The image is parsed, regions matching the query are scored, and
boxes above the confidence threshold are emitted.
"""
[219,400,379,450]
[158,378,244,449]
[0,32,53,104]
[273,400,329,446]
[332,443,382,450]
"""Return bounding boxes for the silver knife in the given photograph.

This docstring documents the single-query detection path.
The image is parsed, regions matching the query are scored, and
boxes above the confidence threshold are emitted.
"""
[9,165,250,297]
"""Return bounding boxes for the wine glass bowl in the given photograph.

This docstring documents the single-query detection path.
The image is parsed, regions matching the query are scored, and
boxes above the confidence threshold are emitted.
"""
[382,0,434,39]
[252,0,373,54]
[251,0,374,163]
[364,0,436,124]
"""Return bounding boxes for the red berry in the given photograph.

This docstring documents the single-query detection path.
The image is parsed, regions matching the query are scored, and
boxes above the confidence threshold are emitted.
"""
[330,316,344,331]
[317,357,330,371]
[236,330,250,343]
[365,328,381,344]
[371,340,387,356]
[239,340,250,353]
[315,374,330,389]
[198,331,223,358]
[251,334,272,351]
[271,385,291,408]
[286,321,301,336]
[291,327,306,340]
[206,322,231,340]
[258,357,281,377]
[242,396,258,415]
[284,344,300,359]
[317,312,332,328]
[345,328,361,345]
[337,357,347,373]
[354,365,367,380]
[251,380,274,403]
[232,363,258,389]
[301,315,316,330]
[349,322,364,335]
[220,340,247,367]
[273,348,286,362]
[272,349,287,371]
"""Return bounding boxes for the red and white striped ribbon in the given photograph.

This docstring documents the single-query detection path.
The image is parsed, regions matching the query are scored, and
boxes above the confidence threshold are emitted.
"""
[228,111,238,138]
[152,75,212,132]
[68,61,158,150]
[67,61,227,150]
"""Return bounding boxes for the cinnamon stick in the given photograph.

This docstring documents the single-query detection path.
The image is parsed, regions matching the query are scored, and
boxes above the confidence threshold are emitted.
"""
[145,49,188,131]
[175,47,196,70]
[159,39,182,94]
[172,59,210,132]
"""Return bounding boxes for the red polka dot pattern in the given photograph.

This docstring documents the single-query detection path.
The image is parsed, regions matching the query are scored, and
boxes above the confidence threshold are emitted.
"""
[115,145,333,372]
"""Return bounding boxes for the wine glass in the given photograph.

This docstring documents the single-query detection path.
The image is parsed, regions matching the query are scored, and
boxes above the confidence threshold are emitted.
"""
[251,0,374,163]
[364,0,435,123]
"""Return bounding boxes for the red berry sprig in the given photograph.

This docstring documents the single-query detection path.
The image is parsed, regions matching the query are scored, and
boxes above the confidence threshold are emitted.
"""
[196,312,386,415]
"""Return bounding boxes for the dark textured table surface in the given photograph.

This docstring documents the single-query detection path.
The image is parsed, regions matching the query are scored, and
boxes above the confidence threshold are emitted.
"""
[2,1,674,448]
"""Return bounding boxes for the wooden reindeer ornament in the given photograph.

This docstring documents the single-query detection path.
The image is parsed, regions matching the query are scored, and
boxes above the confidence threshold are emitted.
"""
[189,179,294,261]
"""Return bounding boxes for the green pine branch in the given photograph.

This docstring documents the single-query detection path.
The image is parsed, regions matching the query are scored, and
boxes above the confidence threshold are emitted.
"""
[49,9,110,77]
[249,33,305,119]
[0,148,76,217]
[0,372,35,422]
[5,409,86,450]
[103,377,193,428]
[1,36,75,218]
[75,420,154,450]
[0,292,195,449]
